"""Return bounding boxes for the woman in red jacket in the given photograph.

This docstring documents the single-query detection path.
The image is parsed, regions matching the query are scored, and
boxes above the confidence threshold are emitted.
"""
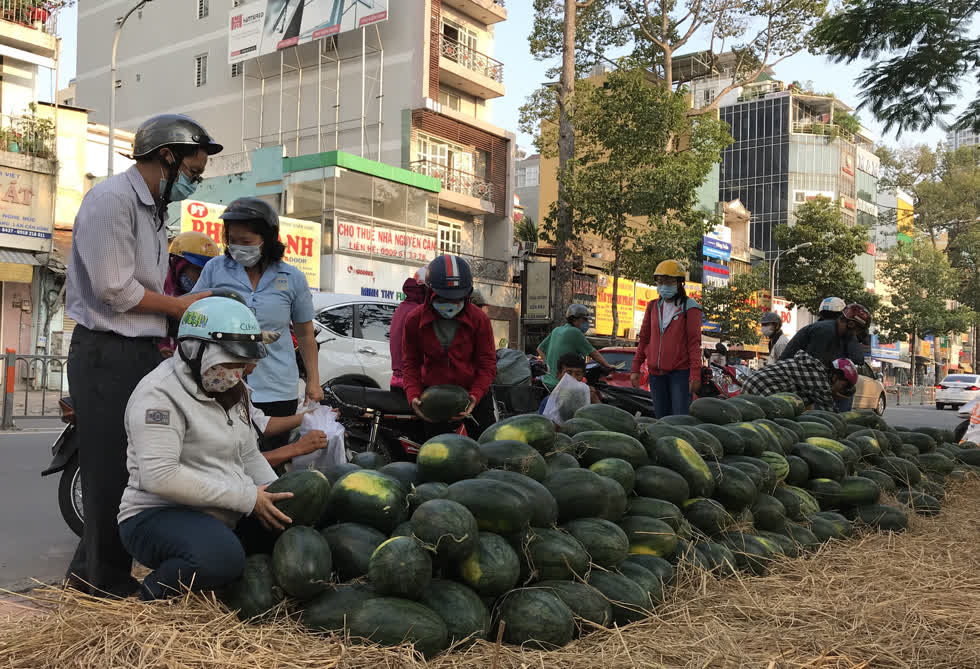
[402,254,497,437]
[630,260,702,417]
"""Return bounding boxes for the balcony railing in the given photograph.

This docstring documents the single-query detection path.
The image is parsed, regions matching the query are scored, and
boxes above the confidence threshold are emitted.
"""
[439,34,504,84]
[410,160,494,202]
[459,252,509,282]
[791,121,854,143]
[0,0,59,34]
[0,108,55,159]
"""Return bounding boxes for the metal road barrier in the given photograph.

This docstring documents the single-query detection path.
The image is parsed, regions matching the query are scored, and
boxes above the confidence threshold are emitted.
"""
[886,384,936,407]
[1,349,68,428]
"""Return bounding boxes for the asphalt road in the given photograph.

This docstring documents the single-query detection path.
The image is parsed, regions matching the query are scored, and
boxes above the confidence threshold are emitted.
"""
[883,404,965,431]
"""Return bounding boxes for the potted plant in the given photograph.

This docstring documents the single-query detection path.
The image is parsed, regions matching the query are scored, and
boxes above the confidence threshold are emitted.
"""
[15,103,54,158]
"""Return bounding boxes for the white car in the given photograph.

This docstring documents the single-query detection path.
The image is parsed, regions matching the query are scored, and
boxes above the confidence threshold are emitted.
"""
[311,293,400,389]
[935,374,980,411]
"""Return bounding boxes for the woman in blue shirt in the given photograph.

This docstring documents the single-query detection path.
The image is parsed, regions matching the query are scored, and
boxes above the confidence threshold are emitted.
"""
[194,197,321,446]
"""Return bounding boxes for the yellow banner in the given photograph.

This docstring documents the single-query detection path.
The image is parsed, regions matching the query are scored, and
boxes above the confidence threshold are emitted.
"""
[595,275,635,337]
[180,200,322,290]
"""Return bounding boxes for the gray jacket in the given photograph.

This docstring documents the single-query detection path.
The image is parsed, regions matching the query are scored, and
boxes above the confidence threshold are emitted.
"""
[118,356,277,527]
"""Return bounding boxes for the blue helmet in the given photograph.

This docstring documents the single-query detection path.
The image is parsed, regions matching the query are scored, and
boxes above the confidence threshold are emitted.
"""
[426,254,473,300]
[177,296,268,360]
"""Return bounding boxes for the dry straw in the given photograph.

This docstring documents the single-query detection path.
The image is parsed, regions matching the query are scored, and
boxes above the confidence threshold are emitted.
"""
[3,482,980,669]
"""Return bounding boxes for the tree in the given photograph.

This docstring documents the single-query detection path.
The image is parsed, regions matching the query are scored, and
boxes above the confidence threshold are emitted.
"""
[619,209,714,282]
[514,217,539,243]
[567,66,732,337]
[811,0,980,135]
[771,197,870,312]
[700,266,769,344]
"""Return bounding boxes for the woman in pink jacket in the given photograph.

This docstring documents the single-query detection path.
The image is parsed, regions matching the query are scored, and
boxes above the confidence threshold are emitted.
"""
[630,260,702,417]
[389,268,428,391]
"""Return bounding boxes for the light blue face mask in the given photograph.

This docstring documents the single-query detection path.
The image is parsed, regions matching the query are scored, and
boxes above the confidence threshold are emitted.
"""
[578,320,590,333]
[162,171,198,202]
[433,300,464,319]
[658,284,678,300]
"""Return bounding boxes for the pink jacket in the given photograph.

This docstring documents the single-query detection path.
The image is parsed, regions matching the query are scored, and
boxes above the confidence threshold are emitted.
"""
[389,278,427,388]
[632,297,703,384]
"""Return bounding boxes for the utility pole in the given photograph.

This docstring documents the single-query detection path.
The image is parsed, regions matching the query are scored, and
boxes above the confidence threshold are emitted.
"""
[109,0,155,176]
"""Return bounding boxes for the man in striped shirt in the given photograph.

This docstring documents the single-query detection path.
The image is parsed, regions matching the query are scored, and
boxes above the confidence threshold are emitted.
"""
[741,351,857,412]
[64,114,221,598]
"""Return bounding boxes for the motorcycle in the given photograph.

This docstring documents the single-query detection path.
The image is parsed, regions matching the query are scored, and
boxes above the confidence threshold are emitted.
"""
[41,396,83,537]
[585,363,657,417]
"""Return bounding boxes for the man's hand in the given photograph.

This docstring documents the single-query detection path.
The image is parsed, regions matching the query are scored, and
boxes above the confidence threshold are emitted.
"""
[293,429,328,456]
[630,372,641,388]
[253,484,293,531]
[689,376,702,394]
[452,395,477,422]
[306,379,324,404]
[589,387,602,404]
[411,398,433,422]
[173,291,212,319]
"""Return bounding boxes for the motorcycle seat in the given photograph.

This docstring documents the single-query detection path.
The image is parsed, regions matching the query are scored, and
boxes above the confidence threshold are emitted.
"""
[331,385,413,414]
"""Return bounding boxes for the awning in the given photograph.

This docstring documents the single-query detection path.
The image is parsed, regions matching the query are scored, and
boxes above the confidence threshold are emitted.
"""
[0,249,41,266]
[875,357,910,369]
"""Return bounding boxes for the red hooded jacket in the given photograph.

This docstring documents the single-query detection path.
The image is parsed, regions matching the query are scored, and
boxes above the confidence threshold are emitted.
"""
[401,299,497,404]
[632,297,703,384]
[389,277,427,388]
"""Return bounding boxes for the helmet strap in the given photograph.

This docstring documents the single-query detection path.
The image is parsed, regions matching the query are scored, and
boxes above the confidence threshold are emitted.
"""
[178,340,207,389]
[156,148,184,229]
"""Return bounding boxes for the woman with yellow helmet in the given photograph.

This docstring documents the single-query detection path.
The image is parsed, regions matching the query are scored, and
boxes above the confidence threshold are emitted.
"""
[630,259,703,417]
[159,231,221,357]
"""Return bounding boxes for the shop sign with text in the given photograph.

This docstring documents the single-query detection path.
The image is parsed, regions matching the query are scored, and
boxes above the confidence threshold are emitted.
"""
[335,218,438,265]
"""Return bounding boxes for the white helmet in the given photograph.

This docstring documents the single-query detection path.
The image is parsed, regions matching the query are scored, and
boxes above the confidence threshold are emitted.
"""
[819,297,846,314]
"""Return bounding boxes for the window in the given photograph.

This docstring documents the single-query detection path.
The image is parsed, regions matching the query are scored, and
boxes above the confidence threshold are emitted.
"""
[438,221,463,255]
[195,54,208,87]
[63,97,73,106]
[233,0,245,5]
[231,62,244,78]
[358,304,397,343]
[197,0,208,19]
[416,132,476,174]
[438,88,477,117]
[316,305,354,337]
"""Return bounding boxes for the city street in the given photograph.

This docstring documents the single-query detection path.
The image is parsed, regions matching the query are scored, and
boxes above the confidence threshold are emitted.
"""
[883,404,964,431]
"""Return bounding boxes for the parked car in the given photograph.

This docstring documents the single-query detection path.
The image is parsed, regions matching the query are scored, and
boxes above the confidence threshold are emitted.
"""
[311,293,399,389]
[853,362,887,415]
[597,347,649,390]
[935,374,980,410]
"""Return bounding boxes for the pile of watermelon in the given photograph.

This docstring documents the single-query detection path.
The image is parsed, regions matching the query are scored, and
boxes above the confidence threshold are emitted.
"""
[219,393,980,656]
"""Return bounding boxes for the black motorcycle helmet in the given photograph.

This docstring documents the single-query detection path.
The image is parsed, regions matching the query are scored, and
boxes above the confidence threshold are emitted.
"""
[426,254,473,300]
[219,197,285,267]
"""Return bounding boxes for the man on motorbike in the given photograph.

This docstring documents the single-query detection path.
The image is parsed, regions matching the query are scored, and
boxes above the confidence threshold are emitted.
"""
[741,351,857,411]
[781,303,869,368]
[761,312,789,366]
[537,304,613,391]
[160,231,221,358]
[402,254,497,437]
[817,296,846,321]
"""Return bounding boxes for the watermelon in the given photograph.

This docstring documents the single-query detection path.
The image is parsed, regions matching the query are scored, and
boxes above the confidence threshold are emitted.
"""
[796,420,837,440]
[542,468,611,521]
[595,475,628,522]
[266,470,331,527]
[558,417,606,438]
[349,597,448,657]
[573,431,649,468]
[896,489,941,515]
[575,404,638,436]
[697,540,738,576]
[750,494,787,531]
[772,486,803,520]
[758,451,790,484]
[300,582,376,632]
[419,579,489,646]
[757,530,799,558]
[773,418,806,441]
[478,439,547,480]
[537,580,612,631]
[763,395,797,419]
[479,414,557,454]
[837,476,880,507]
[589,457,636,494]
[694,423,745,456]
[918,452,955,476]
[378,462,421,488]
[682,497,733,536]
[617,560,664,607]
[728,397,766,421]
[352,451,385,469]
[660,415,702,426]
[494,588,575,648]
[717,532,775,575]
[457,532,520,597]
[706,462,757,512]
[552,432,574,451]
[900,432,937,453]
[220,554,283,620]
[770,392,805,415]
[272,526,332,600]
[857,468,896,492]
[810,510,854,538]
[784,455,810,486]
[561,518,629,567]
[324,462,361,484]
[407,482,449,513]
[727,423,767,457]
[410,499,479,561]
[805,437,858,468]
[418,384,470,422]
[648,436,714,498]
[618,516,678,557]
[850,503,908,531]
[447,478,532,534]
[633,466,690,505]
[476,469,559,527]
[918,480,946,500]
[805,515,842,542]
[626,497,683,531]
[417,434,487,484]
[368,536,432,599]
[785,485,820,516]
[791,443,846,480]
[518,526,590,581]
[804,478,842,509]
[875,456,922,486]
[624,555,675,587]
[322,522,387,580]
[690,397,742,425]
[545,451,580,474]
[391,521,413,537]
[586,570,652,624]
[328,469,408,533]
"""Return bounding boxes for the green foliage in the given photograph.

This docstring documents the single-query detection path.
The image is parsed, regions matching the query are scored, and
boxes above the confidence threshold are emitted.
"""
[772,198,870,312]
[832,111,861,136]
[619,210,715,283]
[514,217,539,244]
[812,0,980,135]
[700,266,769,345]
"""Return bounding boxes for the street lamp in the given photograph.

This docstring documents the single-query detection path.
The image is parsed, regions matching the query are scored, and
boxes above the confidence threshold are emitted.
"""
[769,242,812,304]
[108,0,155,176]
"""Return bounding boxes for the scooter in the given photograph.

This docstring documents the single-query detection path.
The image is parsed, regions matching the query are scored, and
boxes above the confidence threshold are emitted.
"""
[41,396,83,537]
[585,363,657,417]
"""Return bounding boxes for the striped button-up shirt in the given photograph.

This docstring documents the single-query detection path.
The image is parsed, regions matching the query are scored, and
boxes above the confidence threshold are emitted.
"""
[741,351,835,411]
[66,166,168,338]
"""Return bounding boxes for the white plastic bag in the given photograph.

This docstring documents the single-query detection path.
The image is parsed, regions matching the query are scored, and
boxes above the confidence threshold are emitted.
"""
[542,373,591,425]
[962,400,980,444]
[291,405,347,471]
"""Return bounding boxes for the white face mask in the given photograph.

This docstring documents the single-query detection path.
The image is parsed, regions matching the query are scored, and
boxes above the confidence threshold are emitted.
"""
[762,325,777,337]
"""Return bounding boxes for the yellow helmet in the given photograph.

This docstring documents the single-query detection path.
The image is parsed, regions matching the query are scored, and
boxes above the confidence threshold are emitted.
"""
[653,259,687,279]
[169,231,220,268]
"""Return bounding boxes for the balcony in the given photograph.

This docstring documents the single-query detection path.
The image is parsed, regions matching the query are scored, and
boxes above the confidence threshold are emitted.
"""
[459,252,509,282]
[439,34,505,100]
[0,105,57,173]
[441,0,507,24]
[0,1,59,60]
[410,159,496,216]
[791,121,854,143]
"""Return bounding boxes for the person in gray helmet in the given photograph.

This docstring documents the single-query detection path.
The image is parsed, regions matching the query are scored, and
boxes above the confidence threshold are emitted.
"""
[760,311,789,366]
[64,114,221,598]
[536,304,613,391]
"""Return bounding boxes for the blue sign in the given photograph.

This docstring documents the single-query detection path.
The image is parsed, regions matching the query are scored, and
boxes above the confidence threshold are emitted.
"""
[871,334,900,360]
[702,236,731,261]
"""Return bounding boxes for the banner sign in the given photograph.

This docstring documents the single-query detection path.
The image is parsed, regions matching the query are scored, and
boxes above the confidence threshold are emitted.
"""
[335,218,438,264]
[0,166,53,252]
[595,275,635,337]
[702,236,732,261]
[856,147,880,177]
[229,0,389,64]
[181,200,322,289]
[525,261,552,321]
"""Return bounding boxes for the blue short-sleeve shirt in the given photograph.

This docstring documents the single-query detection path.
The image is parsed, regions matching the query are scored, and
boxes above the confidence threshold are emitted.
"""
[194,256,315,403]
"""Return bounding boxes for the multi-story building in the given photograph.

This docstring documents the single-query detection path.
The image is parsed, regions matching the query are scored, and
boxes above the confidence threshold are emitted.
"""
[718,81,878,294]
[876,188,914,250]
[75,0,518,341]
[514,151,539,227]
[946,128,980,151]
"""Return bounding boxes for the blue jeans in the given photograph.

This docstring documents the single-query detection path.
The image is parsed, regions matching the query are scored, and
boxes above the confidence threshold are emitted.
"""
[651,370,692,418]
[119,507,247,600]
[834,395,854,412]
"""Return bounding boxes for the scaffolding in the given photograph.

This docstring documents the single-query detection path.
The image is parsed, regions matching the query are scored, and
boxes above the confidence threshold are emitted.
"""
[239,21,384,161]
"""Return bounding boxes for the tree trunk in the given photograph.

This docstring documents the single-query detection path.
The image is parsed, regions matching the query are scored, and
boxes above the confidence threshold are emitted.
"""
[552,0,577,330]
[910,328,917,388]
[611,237,621,346]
